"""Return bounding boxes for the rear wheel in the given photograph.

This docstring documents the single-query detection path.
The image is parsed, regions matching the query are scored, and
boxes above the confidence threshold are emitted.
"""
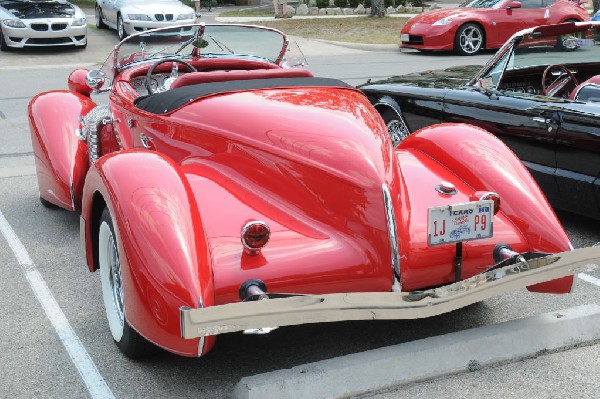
[99,207,153,358]
[95,6,108,29]
[117,14,128,41]
[454,23,484,55]
[39,195,59,209]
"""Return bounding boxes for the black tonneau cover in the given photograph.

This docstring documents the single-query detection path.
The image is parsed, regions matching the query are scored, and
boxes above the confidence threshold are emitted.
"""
[134,77,353,114]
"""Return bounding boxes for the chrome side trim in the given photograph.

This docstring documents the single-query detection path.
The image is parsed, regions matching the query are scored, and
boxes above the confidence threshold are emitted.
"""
[81,105,111,164]
[382,184,401,290]
[180,247,600,338]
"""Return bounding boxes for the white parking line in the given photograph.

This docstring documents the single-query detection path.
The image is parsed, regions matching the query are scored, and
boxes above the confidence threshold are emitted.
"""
[579,273,600,287]
[0,210,115,399]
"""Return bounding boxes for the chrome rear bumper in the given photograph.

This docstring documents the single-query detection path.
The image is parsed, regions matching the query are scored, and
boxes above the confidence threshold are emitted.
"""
[180,247,600,339]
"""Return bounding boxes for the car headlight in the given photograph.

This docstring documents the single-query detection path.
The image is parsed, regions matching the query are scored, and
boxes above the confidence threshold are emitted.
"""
[128,14,151,21]
[177,13,194,20]
[432,17,453,26]
[3,19,26,28]
[72,18,86,26]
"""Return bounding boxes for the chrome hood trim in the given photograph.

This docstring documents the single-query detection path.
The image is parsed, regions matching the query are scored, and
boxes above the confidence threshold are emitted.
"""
[180,246,600,338]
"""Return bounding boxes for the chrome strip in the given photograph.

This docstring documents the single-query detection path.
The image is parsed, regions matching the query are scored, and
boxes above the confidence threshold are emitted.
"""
[180,246,600,338]
[81,105,111,164]
[382,184,401,290]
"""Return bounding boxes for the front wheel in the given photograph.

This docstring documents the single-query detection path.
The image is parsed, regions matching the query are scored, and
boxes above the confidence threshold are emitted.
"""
[381,108,411,147]
[0,31,10,52]
[454,23,484,56]
[98,207,153,358]
[95,6,108,29]
[117,14,128,41]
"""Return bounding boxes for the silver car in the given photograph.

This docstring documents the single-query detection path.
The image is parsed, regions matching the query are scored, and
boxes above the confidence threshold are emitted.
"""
[95,0,195,41]
[0,0,87,51]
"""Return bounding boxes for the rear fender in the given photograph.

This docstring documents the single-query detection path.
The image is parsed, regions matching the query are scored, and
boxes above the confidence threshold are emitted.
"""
[400,123,573,293]
[81,150,215,357]
[29,91,95,210]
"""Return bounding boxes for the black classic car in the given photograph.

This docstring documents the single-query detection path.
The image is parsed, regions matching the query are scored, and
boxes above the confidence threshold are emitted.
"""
[361,22,600,220]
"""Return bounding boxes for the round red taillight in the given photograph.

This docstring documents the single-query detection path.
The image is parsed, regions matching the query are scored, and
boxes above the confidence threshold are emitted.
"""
[241,221,270,255]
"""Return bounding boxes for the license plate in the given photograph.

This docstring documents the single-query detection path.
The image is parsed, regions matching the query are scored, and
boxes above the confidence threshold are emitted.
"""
[427,200,494,246]
[401,34,409,43]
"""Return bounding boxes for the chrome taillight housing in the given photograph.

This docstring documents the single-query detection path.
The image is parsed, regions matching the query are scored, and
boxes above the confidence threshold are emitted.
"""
[241,221,270,255]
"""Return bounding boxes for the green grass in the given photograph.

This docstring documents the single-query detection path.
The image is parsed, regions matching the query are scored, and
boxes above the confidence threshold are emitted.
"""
[254,16,408,44]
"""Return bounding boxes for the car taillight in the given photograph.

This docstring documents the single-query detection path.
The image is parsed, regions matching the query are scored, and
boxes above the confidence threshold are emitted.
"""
[241,221,270,255]
[478,191,501,215]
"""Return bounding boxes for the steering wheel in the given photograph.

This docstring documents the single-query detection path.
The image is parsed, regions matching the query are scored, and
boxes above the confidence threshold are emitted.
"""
[145,58,197,94]
[541,64,578,98]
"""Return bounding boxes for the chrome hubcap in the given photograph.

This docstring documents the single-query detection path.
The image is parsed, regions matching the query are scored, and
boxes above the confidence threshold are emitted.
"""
[460,27,482,54]
[104,231,124,324]
[387,119,410,147]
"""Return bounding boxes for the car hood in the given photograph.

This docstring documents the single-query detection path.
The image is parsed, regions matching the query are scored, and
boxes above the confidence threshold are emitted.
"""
[359,65,482,89]
[407,8,475,25]
[121,1,192,14]
[0,0,76,19]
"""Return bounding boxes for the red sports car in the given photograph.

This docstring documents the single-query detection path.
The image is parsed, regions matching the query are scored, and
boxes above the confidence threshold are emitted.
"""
[29,23,600,358]
[401,0,589,55]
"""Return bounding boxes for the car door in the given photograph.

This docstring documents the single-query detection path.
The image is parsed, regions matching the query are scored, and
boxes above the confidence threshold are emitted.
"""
[442,89,562,203]
[553,103,600,218]
[490,0,550,45]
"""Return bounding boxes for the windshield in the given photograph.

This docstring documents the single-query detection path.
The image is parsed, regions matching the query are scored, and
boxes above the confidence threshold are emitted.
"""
[97,23,294,84]
[476,23,600,89]
[458,0,505,8]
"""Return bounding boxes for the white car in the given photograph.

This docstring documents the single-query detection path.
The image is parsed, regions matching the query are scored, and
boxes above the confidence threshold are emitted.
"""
[95,0,195,41]
[0,0,87,51]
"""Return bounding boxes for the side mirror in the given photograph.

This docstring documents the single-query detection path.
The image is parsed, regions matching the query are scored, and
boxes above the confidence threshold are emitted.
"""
[85,69,109,93]
[507,1,522,8]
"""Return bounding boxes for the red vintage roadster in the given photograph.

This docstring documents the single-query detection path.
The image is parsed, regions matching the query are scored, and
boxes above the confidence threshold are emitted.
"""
[29,23,600,358]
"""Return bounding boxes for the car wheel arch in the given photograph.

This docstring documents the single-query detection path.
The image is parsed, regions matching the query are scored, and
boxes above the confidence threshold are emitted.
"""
[373,97,412,146]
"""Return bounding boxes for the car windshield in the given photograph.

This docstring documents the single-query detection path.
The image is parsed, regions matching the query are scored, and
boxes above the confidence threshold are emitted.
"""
[476,23,600,89]
[458,0,505,9]
[98,23,297,83]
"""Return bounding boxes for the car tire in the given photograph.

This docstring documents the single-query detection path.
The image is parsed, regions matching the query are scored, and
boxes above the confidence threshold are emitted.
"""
[39,195,59,209]
[381,108,411,146]
[556,19,580,51]
[117,14,128,41]
[454,23,484,56]
[0,31,10,52]
[98,207,153,358]
[95,6,108,29]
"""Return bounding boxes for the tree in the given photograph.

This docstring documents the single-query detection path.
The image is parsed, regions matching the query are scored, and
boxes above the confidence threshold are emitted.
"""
[370,0,385,17]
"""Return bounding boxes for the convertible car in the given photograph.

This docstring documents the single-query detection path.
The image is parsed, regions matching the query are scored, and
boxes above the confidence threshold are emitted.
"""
[29,23,600,358]
[401,0,589,55]
[0,0,87,50]
[363,22,600,220]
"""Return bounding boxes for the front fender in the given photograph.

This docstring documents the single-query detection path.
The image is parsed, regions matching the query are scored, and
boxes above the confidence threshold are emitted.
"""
[29,91,95,210]
[400,123,573,293]
[81,150,215,357]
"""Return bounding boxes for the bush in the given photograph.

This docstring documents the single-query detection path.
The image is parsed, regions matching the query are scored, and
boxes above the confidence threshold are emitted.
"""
[348,0,360,6]
[316,0,329,7]
[363,0,371,7]
[334,0,348,6]
[384,0,395,6]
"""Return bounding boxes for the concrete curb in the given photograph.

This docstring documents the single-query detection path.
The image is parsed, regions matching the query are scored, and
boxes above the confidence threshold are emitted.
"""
[233,304,600,399]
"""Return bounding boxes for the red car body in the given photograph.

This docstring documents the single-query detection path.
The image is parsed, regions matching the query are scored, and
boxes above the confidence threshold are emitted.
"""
[28,24,598,358]
[401,0,589,54]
